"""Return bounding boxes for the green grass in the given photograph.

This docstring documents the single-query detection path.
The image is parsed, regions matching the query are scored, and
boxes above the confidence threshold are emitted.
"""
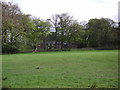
[2,50,118,88]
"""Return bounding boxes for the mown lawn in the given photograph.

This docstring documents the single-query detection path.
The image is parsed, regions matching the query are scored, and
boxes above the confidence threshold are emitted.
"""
[2,50,118,88]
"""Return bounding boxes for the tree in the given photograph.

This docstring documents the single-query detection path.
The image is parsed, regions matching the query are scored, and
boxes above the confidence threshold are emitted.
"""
[57,13,74,50]
[2,2,23,53]
[68,21,84,48]
[87,18,117,48]
[27,18,50,52]
[2,2,35,53]
[48,14,60,49]
[49,13,86,50]
[2,1,118,53]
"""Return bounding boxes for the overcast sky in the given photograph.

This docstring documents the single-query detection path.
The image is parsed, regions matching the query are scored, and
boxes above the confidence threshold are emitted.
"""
[3,0,119,22]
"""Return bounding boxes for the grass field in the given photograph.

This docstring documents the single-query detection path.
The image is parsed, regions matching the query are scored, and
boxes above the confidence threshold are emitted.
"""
[2,50,118,88]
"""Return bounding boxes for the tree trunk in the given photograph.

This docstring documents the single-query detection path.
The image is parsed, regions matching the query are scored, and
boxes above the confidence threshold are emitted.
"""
[55,28,57,49]
[61,31,64,50]
[43,38,46,51]
[33,45,36,52]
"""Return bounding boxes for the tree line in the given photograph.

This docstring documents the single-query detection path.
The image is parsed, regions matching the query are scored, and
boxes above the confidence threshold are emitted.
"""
[1,2,118,53]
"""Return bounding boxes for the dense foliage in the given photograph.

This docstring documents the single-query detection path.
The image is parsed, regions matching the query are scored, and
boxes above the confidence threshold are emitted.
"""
[1,2,118,53]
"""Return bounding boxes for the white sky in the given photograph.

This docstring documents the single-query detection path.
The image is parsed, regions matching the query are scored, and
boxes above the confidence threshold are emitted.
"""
[3,0,119,22]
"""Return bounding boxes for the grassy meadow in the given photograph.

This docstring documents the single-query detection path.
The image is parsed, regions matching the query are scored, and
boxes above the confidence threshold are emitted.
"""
[2,50,118,88]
